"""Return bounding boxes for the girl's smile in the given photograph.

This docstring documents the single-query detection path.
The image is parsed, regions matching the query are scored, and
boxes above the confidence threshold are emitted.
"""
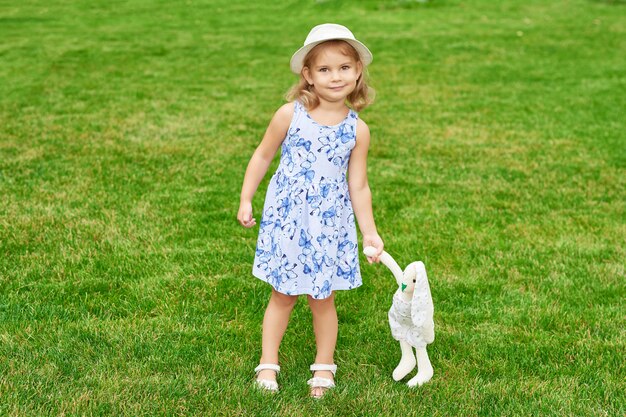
[303,45,362,105]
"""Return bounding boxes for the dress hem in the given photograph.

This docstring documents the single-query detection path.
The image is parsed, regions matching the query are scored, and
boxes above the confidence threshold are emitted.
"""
[252,268,362,299]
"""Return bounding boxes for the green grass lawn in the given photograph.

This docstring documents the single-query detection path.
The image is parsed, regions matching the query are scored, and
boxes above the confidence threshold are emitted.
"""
[1,0,624,415]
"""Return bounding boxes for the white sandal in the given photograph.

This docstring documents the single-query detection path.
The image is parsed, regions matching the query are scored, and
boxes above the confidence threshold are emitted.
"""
[307,363,337,398]
[254,363,280,392]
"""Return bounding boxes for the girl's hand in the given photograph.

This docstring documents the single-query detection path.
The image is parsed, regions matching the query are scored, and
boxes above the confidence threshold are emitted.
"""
[237,201,256,228]
[363,233,384,264]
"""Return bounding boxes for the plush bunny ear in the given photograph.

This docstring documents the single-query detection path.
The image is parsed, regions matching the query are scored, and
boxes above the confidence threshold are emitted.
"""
[364,247,404,287]
[410,261,435,344]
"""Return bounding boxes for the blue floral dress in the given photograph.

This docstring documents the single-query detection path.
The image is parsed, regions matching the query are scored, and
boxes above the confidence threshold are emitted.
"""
[252,101,362,299]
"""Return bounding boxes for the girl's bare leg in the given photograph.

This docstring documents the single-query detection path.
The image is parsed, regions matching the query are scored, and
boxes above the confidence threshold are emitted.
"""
[257,289,298,382]
[307,292,338,397]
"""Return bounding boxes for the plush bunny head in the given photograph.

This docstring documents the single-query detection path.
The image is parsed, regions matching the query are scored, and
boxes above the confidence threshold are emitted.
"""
[364,246,422,297]
[400,262,418,295]
[409,261,435,343]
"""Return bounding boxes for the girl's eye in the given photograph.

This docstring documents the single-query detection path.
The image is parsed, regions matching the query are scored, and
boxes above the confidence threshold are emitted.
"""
[342,65,350,70]
[319,68,328,72]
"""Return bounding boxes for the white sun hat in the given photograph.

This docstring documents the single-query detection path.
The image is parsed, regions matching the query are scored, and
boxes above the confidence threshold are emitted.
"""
[289,23,373,74]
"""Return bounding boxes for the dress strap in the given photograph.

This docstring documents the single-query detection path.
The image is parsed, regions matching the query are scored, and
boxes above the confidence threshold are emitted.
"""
[290,100,304,128]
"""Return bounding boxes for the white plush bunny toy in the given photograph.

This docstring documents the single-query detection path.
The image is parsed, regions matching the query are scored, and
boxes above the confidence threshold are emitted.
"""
[364,246,435,387]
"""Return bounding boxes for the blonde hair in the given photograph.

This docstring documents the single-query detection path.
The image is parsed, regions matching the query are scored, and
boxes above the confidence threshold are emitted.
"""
[286,40,374,112]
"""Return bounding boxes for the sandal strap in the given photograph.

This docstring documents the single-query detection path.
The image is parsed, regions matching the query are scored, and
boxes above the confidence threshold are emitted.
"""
[307,377,336,389]
[255,379,279,392]
[254,363,280,374]
[310,363,337,376]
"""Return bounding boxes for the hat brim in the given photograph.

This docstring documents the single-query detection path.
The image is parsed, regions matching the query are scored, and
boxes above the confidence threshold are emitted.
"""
[289,38,373,74]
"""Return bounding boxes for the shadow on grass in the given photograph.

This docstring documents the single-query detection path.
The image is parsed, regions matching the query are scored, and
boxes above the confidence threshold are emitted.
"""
[588,0,626,4]
[0,17,53,25]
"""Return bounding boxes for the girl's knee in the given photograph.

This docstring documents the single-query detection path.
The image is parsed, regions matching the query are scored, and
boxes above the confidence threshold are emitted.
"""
[271,289,298,308]
[307,293,335,311]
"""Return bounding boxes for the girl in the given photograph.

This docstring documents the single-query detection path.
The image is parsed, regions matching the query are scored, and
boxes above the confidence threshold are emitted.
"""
[237,23,384,398]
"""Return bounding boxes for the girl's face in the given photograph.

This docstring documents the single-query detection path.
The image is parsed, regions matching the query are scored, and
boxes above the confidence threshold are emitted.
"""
[302,43,363,105]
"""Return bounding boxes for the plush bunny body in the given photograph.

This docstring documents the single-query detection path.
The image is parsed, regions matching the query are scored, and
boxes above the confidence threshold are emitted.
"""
[364,248,435,387]
[388,263,435,350]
